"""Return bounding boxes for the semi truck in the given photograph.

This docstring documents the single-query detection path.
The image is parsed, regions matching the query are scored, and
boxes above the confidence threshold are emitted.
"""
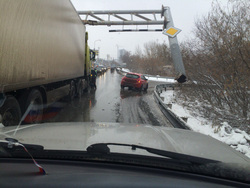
[0,0,93,126]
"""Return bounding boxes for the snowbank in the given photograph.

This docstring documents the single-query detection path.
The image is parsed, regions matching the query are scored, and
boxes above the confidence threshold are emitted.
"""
[121,68,130,73]
[160,90,250,158]
[146,77,176,83]
[120,68,176,83]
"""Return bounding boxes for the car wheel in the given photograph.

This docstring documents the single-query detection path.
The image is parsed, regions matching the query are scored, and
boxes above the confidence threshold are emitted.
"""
[0,96,21,126]
[121,85,125,90]
[144,84,148,91]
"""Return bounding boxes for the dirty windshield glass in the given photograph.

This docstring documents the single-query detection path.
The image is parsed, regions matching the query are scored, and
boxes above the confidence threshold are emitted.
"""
[0,0,249,183]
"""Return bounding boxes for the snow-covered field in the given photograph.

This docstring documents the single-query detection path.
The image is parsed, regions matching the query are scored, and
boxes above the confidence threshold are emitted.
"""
[160,89,250,158]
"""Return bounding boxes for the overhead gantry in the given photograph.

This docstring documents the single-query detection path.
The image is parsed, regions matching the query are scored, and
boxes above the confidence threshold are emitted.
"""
[78,6,186,83]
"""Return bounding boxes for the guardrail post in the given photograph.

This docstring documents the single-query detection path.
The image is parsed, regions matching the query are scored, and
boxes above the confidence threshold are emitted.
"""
[181,117,188,123]
[167,104,172,109]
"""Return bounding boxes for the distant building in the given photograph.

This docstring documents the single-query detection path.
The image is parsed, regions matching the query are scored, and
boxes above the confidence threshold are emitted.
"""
[107,54,111,61]
[117,49,127,66]
[118,49,126,59]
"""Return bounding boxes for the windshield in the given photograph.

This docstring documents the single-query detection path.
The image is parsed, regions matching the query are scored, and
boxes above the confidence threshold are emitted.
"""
[0,0,249,183]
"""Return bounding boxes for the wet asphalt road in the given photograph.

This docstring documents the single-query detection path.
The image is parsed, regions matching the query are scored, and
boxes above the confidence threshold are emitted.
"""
[46,69,172,127]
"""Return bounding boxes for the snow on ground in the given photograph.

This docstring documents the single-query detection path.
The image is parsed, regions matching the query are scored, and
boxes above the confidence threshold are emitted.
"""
[120,68,176,83]
[120,68,130,73]
[160,90,250,158]
[146,76,176,83]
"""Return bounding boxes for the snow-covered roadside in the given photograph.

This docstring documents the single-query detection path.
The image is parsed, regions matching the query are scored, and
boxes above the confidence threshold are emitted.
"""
[120,68,130,73]
[120,68,176,83]
[160,90,250,158]
[146,76,176,83]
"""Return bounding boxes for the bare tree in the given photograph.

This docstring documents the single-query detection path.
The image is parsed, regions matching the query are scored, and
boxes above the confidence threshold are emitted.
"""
[180,0,250,130]
[121,41,174,76]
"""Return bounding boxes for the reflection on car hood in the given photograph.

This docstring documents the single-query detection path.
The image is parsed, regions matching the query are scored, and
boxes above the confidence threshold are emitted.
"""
[0,122,249,164]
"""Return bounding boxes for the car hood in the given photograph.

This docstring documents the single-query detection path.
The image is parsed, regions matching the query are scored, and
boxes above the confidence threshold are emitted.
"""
[0,122,249,164]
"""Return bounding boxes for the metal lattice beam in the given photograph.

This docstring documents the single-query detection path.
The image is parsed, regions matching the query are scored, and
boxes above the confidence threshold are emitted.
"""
[77,6,186,82]
[78,9,165,26]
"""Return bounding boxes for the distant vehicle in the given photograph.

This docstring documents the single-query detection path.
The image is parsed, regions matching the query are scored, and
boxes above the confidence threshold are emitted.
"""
[89,69,97,89]
[96,66,104,74]
[110,67,115,73]
[121,73,148,91]
[96,66,107,74]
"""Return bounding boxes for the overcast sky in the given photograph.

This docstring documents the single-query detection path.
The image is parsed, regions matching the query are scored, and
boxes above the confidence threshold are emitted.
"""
[71,0,228,59]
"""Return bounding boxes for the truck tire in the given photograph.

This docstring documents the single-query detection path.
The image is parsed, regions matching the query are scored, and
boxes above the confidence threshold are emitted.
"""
[76,80,83,98]
[23,89,43,124]
[83,77,90,93]
[68,80,76,101]
[0,96,21,126]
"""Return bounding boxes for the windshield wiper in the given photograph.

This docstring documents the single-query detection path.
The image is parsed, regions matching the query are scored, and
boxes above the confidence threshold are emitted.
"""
[87,143,219,165]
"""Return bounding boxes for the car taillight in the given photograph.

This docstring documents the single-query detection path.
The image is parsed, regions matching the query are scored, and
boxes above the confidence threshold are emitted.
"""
[138,80,140,83]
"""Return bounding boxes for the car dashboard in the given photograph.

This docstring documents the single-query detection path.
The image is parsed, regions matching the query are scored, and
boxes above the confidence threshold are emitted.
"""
[0,158,249,188]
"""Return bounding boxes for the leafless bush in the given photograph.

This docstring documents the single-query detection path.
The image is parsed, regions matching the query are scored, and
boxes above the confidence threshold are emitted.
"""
[180,0,250,130]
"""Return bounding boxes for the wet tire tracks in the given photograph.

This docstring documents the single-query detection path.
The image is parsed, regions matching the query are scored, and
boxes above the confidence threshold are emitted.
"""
[115,92,172,127]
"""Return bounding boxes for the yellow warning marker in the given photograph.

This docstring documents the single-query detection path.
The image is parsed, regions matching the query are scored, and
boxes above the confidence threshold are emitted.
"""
[162,27,181,38]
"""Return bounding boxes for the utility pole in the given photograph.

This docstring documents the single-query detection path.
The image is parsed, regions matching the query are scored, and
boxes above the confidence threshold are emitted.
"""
[162,6,186,83]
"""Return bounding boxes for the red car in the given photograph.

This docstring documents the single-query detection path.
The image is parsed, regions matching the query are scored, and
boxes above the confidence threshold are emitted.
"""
[121,73,148,91]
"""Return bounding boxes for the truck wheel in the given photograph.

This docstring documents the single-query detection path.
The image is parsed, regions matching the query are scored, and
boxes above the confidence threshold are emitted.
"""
[68,81,76,101]
[24,89,43,124]
[83,77,90,93]
[0,96,21,126]
[76,80,83,98]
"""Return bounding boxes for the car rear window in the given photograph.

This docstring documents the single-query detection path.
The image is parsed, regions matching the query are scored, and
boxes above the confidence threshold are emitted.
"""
[126,74,139,79]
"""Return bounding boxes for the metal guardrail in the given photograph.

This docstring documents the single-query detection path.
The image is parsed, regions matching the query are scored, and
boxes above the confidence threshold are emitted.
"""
[154,84,190,130]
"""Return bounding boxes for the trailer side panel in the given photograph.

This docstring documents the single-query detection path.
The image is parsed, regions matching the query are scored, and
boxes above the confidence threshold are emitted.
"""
[0,0,86,92]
